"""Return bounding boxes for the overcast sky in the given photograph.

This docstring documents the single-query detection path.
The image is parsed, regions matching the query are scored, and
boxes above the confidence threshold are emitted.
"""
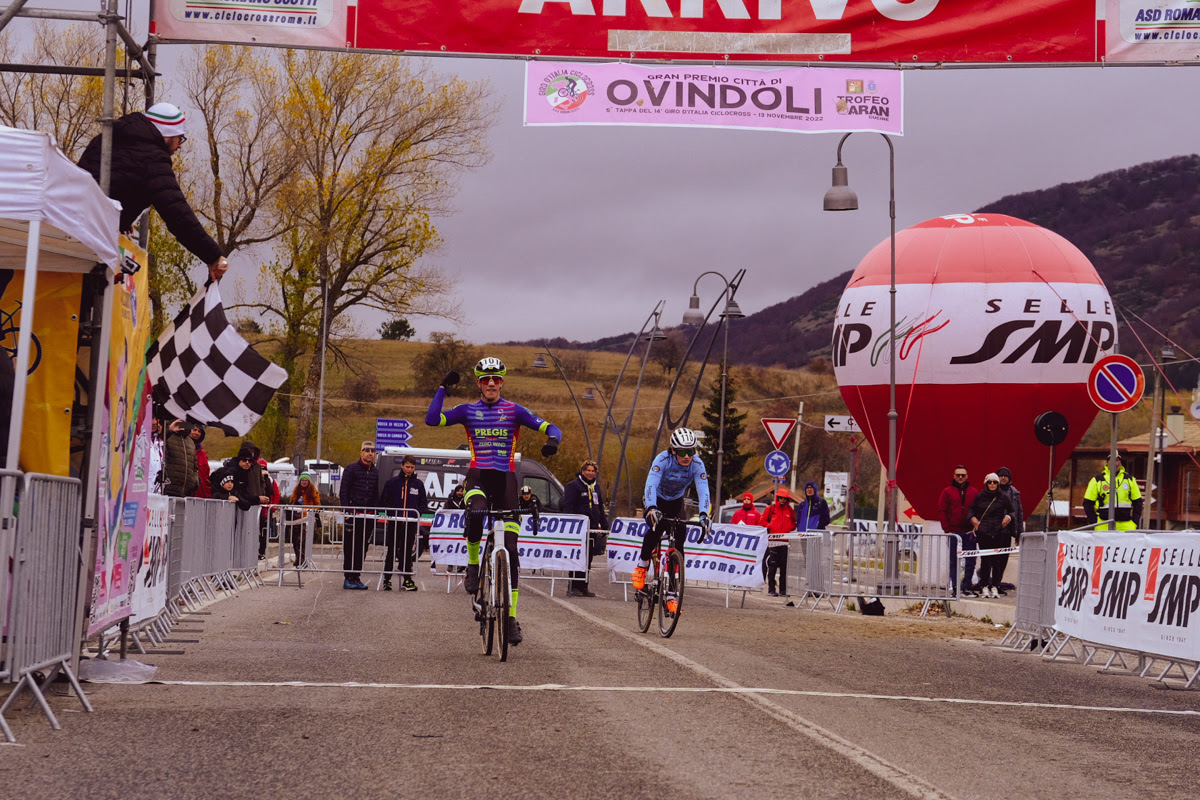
[23,3,1200,346]
[422,60,1200,345]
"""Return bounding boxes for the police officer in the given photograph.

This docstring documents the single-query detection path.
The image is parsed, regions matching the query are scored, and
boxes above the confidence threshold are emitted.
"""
[1082,453,1143,531]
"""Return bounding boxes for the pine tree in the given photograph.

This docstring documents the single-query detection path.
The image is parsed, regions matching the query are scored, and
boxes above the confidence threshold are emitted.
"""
[699,364,753,506]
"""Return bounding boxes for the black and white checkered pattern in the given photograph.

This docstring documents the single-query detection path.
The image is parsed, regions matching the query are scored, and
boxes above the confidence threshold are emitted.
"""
[146,281,287,436]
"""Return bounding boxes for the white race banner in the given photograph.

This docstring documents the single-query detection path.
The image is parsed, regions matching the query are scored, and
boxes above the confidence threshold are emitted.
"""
[606,517,767,590]
[428,509,588,572]
[130,493,170,625]
[1056,531,1200,662]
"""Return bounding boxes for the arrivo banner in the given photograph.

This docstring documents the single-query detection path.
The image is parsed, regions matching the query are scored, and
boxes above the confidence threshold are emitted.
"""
[349,0,1098,62]
[607,517,767,588]
[1056,531,1200,662]
[524,62,902,134]
[429,509,589,572]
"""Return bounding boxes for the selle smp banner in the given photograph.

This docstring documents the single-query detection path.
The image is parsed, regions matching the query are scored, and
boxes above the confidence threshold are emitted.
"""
[524,62,902,135]
[607,517,767,589]
[348,0,1098,63]
[429,509,589,572]
[1056,531,1200,663]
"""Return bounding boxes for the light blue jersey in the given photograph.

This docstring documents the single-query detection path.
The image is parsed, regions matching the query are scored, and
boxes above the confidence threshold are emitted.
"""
[644,450,711,513]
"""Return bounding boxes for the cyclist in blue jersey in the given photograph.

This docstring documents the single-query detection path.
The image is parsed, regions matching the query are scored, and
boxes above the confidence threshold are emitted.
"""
[633,428,712,597]
[425,357,562,645]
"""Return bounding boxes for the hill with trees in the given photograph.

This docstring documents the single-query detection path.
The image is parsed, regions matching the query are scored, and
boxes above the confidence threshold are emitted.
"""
[521,154,1200,386]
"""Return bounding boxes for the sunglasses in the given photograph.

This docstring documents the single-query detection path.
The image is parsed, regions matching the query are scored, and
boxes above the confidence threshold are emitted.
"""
[675,448,695,457]
[362,448,375,453]
[478,376,503,386]
[986,480,999,485]
[238,457,251,463]
[178,134,187,144]
[954,473,967,478]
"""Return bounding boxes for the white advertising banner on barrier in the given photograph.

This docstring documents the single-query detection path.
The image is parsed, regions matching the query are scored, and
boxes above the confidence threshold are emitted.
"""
[606,517,767,590]
[155,0,349,49]
[130,494,171,625]
[428,509,588,572]
[1056,531,1200,662]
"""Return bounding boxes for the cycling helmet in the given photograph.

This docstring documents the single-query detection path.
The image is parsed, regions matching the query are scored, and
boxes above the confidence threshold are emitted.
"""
[670,427,698,450]
[474,357,506,378]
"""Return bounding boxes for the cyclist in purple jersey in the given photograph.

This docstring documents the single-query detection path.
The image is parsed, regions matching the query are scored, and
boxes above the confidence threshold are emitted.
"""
[425,357,562,645]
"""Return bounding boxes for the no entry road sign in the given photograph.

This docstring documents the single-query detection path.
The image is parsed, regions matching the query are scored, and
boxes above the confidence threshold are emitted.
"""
[1087,355,1145,413]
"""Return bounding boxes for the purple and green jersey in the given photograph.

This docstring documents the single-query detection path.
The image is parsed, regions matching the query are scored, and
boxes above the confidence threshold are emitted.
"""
[425,387,561,472]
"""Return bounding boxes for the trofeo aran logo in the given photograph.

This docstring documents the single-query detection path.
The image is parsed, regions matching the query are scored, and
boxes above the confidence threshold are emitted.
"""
[541,70,596,113]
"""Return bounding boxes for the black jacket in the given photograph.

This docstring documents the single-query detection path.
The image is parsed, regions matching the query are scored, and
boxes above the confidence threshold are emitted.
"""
[562,474,608,530]
[380,473,428,516]
[77,112,222,265]
[969,488,1013,544]
[339,459,379,508]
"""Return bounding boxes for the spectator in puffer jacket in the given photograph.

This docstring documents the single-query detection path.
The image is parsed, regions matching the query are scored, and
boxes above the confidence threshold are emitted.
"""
[162,418,198,497]
[77,102,229,284]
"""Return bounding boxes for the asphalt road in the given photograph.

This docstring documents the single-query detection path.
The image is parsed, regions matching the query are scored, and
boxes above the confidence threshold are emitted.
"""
[2,567,1198,800]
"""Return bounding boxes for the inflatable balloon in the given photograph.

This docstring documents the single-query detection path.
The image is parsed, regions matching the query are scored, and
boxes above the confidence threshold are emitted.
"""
[832,213,1114,523]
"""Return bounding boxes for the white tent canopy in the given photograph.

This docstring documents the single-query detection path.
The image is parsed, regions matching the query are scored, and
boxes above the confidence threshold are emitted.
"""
[0,124,119,473]
[0,124,120,271]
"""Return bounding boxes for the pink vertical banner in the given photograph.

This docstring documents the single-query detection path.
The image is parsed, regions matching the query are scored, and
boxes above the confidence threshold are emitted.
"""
[524,62,902,135]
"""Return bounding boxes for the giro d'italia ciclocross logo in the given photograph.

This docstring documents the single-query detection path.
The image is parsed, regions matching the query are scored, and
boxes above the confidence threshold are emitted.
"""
[540,70,595,113]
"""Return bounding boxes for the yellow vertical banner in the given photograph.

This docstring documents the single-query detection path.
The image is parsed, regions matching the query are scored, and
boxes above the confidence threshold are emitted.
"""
[0,269,82,476]
[88,234,152,635]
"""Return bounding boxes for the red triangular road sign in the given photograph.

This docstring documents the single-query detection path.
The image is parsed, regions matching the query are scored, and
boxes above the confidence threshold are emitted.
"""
[761,418,797,450]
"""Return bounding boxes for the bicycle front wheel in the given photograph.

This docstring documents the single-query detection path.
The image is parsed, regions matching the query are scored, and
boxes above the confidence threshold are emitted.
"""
[479,559,494,656]
[658,550,684,638]
[636,564,655,633]
[495,549,512,662]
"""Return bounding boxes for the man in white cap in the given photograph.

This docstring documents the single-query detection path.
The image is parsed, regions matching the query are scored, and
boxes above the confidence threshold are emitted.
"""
[78,102,229,283]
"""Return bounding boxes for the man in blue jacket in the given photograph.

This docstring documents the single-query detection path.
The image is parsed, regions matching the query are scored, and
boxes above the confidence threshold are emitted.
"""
[796,481,831,532]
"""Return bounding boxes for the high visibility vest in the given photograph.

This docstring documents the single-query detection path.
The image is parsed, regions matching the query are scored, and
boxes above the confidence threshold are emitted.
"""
[1084,467,1141,523]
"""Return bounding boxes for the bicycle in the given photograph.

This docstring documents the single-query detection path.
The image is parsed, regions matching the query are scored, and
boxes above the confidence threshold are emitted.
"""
[471,506,537,662]
[635,516,695,638]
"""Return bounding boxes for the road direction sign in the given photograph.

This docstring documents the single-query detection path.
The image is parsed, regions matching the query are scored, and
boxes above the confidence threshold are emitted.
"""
[765,450,791,478]
[1087,355,1145,413]
[761,417,797,450]
[824,415,861,433]
[376,418,413,448]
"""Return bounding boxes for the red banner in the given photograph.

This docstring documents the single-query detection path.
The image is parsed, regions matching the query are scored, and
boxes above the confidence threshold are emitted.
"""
[351,0,1099,63]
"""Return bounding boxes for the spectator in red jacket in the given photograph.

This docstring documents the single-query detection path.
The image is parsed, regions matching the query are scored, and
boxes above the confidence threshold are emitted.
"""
[760,489,797,597]
[731,492,762,526]
[938,465,980,597]
[189,422,211,498]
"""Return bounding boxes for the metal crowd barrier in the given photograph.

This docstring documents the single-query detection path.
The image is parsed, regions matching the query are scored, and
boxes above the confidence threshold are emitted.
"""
[998,531,1057,653]
[0,473,92,743]
[259,503,423,590]
[1002,527,1200,690]
[799,529,961,616]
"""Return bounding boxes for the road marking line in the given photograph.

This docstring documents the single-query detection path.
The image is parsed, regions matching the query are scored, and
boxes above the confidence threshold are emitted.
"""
[152,678,1200,717]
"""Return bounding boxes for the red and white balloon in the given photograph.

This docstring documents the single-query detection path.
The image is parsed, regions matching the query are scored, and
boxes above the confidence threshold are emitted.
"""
[832,213,1114,522]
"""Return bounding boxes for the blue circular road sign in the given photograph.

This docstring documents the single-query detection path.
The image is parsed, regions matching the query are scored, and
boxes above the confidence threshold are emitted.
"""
[765,450,791,478]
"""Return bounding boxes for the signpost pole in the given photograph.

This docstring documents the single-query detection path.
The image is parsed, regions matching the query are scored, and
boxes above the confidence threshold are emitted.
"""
[789,400,803,495]
[1108,412,1118,528]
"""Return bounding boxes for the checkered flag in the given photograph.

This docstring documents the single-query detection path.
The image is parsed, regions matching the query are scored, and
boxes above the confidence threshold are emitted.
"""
[146,281,287,436]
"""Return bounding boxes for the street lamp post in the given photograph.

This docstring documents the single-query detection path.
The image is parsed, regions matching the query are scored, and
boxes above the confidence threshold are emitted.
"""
[532,346,592,461]
[682,272,745,513]
[824,132,898,539]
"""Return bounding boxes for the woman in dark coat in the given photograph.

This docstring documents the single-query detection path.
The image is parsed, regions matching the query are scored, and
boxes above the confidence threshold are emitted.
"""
[969,472,1014,598]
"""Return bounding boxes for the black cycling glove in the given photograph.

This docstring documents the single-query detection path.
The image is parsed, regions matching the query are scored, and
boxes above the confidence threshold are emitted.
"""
[440,370,460,389]
[541,438,559,458]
